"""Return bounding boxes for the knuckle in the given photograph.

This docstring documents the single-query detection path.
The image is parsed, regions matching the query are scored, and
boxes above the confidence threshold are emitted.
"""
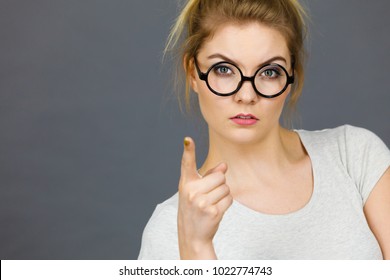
[218,195,233,212]
[225,195,233,208]
[178,180,192,194]
[216,172,226,183]
[221,184,230,195]
[227,195,233,205]
[178,179,188,192]
[197,199,207,210]
[188,190,198,203]
[209,172,225,184]
[206,206,219,218]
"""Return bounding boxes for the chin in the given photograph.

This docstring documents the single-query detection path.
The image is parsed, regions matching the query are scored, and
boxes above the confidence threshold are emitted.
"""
[221,129,263,145]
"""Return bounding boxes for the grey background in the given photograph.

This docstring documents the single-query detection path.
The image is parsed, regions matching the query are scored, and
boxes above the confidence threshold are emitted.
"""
[0,0,389,259]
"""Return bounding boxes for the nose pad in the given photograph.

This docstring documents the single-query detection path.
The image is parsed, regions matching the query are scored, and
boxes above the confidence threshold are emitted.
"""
[233,80,258,103]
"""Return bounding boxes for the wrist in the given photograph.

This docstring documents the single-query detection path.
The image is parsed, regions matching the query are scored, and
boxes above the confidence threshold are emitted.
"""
[179,240,217,260]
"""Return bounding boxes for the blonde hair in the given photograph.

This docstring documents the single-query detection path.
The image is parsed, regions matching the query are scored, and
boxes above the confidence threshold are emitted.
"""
[165,0,308,122]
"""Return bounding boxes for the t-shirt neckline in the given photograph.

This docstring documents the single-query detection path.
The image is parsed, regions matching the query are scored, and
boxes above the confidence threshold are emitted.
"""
[231,129,317,219]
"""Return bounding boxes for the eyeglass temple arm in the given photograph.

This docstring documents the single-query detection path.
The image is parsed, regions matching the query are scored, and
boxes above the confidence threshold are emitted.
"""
[289,57,295,84]
[193,59,207,81]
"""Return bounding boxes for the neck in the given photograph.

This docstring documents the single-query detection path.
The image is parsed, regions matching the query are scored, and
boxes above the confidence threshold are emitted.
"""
[199,125,300,189]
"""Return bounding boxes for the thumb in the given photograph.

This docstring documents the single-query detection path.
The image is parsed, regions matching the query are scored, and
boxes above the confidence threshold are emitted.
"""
[203,162,228,177]
[180,137,199,182]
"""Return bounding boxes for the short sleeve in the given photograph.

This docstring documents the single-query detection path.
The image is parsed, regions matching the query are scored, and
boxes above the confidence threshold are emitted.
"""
[343,125,390,204]
[137,194,180,260]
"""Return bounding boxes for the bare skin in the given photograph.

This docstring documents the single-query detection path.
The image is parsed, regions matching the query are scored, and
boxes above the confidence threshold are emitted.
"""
[178,137,233,259]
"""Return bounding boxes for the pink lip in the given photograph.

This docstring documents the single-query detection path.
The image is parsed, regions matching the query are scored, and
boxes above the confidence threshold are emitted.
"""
[230,114,259,126]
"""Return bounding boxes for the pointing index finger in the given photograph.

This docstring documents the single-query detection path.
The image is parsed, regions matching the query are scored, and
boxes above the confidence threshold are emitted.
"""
[181,137,199,181]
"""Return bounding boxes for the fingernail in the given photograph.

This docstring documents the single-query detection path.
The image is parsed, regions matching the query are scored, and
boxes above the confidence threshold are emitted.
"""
[184,137,190,147]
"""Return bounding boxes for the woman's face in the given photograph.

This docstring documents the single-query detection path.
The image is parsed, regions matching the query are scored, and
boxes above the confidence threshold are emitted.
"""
[190,22,293,145]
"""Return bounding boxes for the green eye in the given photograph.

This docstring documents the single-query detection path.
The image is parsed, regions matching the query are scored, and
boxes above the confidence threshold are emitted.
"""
[260,67,282,79]
[214,65,232,75]
[264,69,275,77]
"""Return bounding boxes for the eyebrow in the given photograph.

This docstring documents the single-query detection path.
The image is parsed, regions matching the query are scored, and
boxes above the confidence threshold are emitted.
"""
[206,53,287,66]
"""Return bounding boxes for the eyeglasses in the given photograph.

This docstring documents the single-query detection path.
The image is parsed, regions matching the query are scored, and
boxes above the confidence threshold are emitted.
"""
[194,58,295,98]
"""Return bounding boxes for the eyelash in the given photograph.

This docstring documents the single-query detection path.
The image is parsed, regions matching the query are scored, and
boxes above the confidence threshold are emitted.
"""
[214,65,234,75]
[209,62,285,79]
[260,68,281,78]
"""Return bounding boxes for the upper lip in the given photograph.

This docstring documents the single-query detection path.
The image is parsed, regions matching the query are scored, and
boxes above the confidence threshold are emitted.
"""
[231,113,259,120]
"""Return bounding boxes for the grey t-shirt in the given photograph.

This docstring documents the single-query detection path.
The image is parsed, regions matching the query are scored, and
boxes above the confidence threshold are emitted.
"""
[138,125,390,259]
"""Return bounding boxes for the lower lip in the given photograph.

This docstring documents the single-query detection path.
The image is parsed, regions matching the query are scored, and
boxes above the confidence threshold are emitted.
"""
[231,118,258,126]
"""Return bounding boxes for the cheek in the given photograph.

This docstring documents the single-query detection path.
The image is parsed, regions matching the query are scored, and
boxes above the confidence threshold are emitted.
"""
[259,92,289,119]
[198,91,216,116]
[197,88,226,119]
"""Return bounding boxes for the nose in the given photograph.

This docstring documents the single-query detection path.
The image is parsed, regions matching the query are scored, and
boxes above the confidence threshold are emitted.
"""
[233,80,258,104]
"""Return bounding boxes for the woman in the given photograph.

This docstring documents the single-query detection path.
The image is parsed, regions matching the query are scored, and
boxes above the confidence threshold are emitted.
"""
[138,0,390,259]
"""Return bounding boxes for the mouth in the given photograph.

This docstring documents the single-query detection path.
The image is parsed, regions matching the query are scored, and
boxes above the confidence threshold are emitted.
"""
[231,114,259,120]
[230,114,259,125]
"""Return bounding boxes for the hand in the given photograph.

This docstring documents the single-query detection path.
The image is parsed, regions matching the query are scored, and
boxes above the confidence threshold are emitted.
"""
[177,137,233,259]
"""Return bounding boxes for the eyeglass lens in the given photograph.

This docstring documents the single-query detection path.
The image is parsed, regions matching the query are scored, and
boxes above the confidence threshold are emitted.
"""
[207,62,289,96]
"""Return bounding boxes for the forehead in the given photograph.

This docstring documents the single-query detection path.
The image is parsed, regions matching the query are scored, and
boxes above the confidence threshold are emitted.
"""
[198,22,290,66]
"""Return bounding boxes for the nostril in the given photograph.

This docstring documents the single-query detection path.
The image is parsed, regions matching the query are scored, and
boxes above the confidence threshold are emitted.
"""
[234,81,258,103]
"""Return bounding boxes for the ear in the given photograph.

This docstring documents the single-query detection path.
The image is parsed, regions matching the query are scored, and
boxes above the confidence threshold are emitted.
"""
[184,56,199,94]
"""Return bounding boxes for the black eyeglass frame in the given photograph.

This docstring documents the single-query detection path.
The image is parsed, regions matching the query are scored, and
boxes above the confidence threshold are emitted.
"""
[194,58,295,98]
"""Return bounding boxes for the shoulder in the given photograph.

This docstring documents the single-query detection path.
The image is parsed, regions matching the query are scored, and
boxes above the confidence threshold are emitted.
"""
[150,192,179,219]
[295,124,366,141]
[296,124,390,167]
[138,193,179,260]
[142,192,178,236]
[295,124,388,152]
[297,124,390,204]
